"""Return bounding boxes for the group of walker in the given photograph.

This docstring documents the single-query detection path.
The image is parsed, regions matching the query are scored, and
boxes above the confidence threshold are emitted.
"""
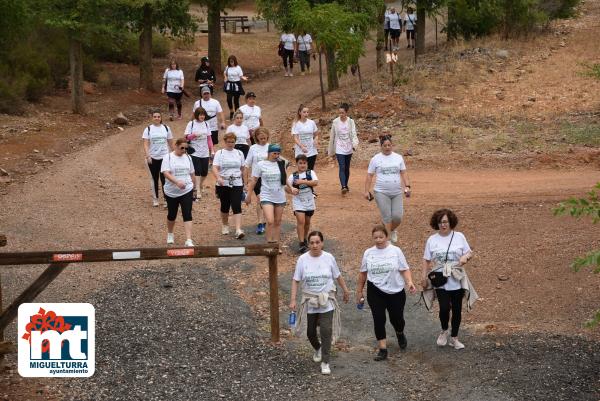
[384,6,418,51]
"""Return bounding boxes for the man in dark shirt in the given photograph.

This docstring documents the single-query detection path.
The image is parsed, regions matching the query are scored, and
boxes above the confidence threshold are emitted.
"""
[194,56,216,95]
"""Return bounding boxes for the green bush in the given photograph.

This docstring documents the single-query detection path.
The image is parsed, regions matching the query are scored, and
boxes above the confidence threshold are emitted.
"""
[0,77,26,114]
[85,32,171,64]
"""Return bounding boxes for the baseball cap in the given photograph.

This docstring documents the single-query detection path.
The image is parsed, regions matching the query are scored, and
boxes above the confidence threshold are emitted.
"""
[245,92,256,99]
[201,87,211,94]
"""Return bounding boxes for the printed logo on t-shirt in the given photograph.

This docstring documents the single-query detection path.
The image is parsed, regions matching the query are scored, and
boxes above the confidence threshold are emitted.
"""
[305,273,331,290]
[368,256,395,276]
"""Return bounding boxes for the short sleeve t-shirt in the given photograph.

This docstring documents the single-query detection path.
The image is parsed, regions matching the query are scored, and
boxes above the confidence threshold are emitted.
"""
[280,33,296,50]
[252,160,286,203]
[335,119,353,155]
[160,152,194,198]
[142,124,173,159]
[361,245,409,294]
[163,69,184,93]
[297,34,312,51]
[226,124,250,146]
[423,231,472,291]
[292,119,319,157]
[225,66,244,82]
[404,13,417,30]
[213,149,245,187]
[184,120,211,158]
[287,170,318,211]
[193,98,223,132]
[245,143,269,170]
[293,251,341,313]
[367,152,407,196]
[388,12,402,30]
[238,104,262,130]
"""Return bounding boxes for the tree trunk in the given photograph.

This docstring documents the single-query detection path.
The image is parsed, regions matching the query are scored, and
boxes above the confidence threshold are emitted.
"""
[69,37,85,114]
[416,0,426,56]
[325,46,338,91]
[318,48,326,111]
[139,4,154,91]
[207,1,222,75]
[376,3,385,72]
[447,0,457,41]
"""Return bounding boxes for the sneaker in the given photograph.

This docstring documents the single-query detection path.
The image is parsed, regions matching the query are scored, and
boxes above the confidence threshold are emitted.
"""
[390,230,398,243]
[289,72,294,77]
[152,199,159,207]
[221,226,230,235]
[313,348,322,363]
[235,229,245,239]
[374,348,388,361]
[166,233,175,245]
[397,332,407,350]
[256,224,262,235]
[436,330,448,347]
[184,239,194,247]
[320,362,330,375]
[448,337,465,350]
[300,71,305,76]
[259,223,266,234]
[341,187,349,195]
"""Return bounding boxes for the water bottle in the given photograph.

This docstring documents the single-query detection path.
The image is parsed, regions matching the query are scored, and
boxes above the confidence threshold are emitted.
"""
[288,311,296,328]
[357,297,365,310]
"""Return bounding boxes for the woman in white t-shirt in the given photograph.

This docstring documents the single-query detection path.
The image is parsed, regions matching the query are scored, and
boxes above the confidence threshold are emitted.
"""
[160,138,196,247]
[226,110,251,158]
[142,110,174,207]
[238,92,263,144]
[286,154,319,254]
[292,104,319,170]
[297,31,312,75]
[212,132,246,239]
[404,7,417,49]
[245,143,287,243]
[422,209,473,350]
[364,135,411,243]
[280,31,296,76]
[162,59,185,120]
[244,127,270,235]
[223,55,248,121]
[184,107,214,201]
[356,225,416,361]
[290,231,350,375]
[327,103,358,194]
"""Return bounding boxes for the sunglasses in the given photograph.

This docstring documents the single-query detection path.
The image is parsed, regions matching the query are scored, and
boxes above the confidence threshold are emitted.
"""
[179,146,188,150]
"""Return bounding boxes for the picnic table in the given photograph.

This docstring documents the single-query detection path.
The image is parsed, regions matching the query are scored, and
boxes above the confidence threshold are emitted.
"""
[220,16,252,33]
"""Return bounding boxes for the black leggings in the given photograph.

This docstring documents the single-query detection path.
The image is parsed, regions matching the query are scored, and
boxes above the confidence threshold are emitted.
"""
[436,289,464,337]
[367,281,406,341]
[166,92,183,116]
[282,49,294,69]
[147,158,165,199]
[226,93,240,113]
[307,155,317,170]
[234,144,249,158]
[216,185,243,214]
[165,191,193,222]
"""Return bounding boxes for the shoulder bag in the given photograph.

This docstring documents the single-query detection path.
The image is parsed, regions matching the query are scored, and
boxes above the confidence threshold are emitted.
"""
[428,231,454,288]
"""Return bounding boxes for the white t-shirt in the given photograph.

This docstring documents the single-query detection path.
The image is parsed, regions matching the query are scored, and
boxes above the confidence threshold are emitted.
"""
[245,143,269,170]
[224,65,244,82]
[292,119,319,157]
[226,124,250,146]
[335,119,353,155]
[404,13,417,30]
[252,160,286,204]
[293,251,341,314]
[361,244,409,294]
[142,124,173,159]
[388,12,401,30]
[238,104,262,130]
[213,149,245,187]
[367,152,407,196]
[160,152,194,198]
[163,69,184,93]
[423,231,472,291]
[184,120,211,158]
[297,34,312,51]
[280,33,296,50]
[287,170,318,211]
[193,98,223,131]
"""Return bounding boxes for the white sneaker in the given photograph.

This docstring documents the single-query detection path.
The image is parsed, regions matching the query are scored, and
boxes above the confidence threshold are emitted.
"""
[166,233,175,245]
[312,348,322,363]
[152,199,159,207]
[436,330,448,347]
[235,229,245,239]
[448,337,465,350]
[221,226,230,235]
[163,203,168,209]
[184,239,194,247]
[391,230,398,243]
[320,362,331,375]
[289,72,294,77]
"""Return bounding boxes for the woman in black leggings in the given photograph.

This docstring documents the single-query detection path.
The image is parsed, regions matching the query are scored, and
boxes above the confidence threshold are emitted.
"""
[142,110,173,207]
[223,55,248,121]
[356,225,416,361]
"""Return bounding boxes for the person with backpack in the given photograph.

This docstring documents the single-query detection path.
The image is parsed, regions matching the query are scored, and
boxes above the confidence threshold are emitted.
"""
[245,143,287,244]
[287,154,319,254]
[292,104,319,170]
[328,103,359,194]
[244,127,270,235]
[162,59,185,121]
[297,31,313,75]
[280,30,297,77]
[161,138,196,247]
[194,56,216,95]
[192,86,226,145]
[223,55,248,121]
[238,92,263,145]
[184,107,214,201]
[387,7,403,52]
[212,132,246,240]
[226,110,251,158]
[142,110,174,207]
[404,7,417,49]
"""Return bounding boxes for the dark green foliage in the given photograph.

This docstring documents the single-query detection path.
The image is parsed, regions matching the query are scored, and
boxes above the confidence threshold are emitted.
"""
[85,32,171,64]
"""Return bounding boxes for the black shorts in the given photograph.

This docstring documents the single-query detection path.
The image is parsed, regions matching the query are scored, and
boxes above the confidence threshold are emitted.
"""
[294,210,315,217]
[211,130,219,145]
[191,156,209,177]
[234,144,249,159]
[253,177,262,196]
[390,29,401,39]
[406,29,415,39]
[166,92,183,101]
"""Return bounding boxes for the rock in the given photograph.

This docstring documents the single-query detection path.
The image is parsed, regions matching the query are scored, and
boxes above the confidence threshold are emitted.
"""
[496,49,509,59]
[435,96,454,103]
[117,126,125,132]
[497,274,510,281]
[33,149,40,153]
[0,168,8,176]
[403,149,414,156]
[528,96,536,102]
[495,92,505,100]
[366,112,381,120]
[113,112,129,126]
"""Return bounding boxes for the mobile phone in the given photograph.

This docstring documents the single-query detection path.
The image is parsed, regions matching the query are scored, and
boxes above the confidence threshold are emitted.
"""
[368,192,374,201]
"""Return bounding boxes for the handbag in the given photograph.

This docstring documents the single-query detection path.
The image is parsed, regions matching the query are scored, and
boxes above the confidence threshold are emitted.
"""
[427,231,454,288]
[278,42,284,57]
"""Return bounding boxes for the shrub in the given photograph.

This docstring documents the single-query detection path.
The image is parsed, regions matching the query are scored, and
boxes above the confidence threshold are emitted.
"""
[85,32,171,64]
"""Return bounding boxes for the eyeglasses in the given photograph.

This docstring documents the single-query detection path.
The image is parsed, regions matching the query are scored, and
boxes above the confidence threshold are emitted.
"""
[439,220,450,225]
[179,146,188,150]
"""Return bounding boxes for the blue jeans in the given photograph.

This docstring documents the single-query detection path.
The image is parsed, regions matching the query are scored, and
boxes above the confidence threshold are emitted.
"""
[335,153,352,188]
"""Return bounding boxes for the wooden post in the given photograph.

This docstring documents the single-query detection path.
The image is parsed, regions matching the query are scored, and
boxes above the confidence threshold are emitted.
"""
[268,254,279,343]
[0,234,6,247]
[0,263,69,333]
[0,234,4,344]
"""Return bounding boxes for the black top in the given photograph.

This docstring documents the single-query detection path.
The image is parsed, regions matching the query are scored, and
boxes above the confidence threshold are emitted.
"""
[195,67,216,84]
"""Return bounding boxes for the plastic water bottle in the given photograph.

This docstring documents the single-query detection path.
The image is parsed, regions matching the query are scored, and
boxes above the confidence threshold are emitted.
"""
[288,311,296,328]
[357,297,365,310]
